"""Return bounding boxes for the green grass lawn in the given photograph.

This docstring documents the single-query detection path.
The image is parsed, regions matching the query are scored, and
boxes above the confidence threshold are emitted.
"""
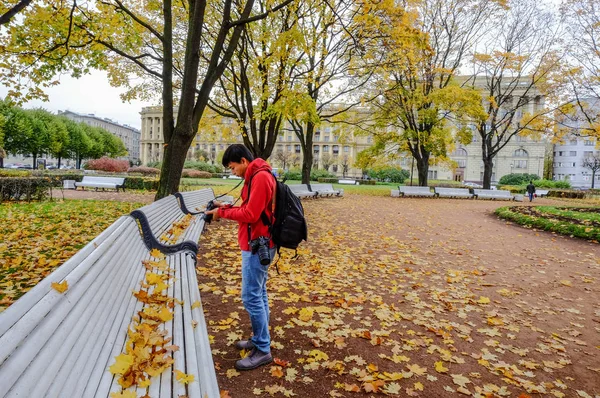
[495,205,600,241]
[0,200,145,310]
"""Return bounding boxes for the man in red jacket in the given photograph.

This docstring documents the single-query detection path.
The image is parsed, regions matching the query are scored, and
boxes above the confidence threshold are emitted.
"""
[205,144,276,370]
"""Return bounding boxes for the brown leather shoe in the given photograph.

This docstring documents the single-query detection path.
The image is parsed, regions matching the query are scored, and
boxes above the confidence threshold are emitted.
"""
[235,348,272,370]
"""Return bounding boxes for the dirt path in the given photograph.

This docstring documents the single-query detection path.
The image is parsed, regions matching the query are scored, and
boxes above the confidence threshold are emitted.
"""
[198,194,600,398]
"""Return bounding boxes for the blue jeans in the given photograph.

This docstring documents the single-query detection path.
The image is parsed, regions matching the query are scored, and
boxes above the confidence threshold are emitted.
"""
[528,192,534,201]
[241,247,276,353]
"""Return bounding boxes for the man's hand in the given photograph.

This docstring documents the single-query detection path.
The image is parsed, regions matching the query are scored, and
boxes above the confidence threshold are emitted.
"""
[205,207,221,221]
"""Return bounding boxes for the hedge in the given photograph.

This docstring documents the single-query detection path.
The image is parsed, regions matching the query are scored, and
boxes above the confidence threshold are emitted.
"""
[546,190,586,199]
[181,169,212,178]
[0,177,53,202]
[123,177,160,190]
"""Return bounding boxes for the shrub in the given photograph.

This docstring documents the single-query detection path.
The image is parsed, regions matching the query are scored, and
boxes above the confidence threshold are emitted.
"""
[498,173,540,185]
[85,157,129,172]
[497,185,526,194]
[284,169,302,180]
[183,161,223,174]
[0,169,31,177]
[181,169,212,178]
[310,169,335,181]
[128,166,160,176]
[366,167,410,183]
[124,177,159,190]
[317,178,339,183]
[532,179,571,189]
[147,161,161,168]
[0,177,53,202]
[357,179,377,185]
[547,190,586,199]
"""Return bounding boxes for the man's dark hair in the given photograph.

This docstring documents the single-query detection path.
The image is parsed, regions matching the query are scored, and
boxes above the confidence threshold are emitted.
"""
[222,144,254,167]
[529,180,533,184]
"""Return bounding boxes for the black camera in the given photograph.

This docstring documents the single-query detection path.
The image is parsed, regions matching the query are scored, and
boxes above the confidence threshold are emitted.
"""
[250,236,271,266]
[202,200,216,223]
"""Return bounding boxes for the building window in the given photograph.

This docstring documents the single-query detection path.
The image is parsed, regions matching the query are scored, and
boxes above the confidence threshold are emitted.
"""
[584,151,594,157]
[287,135,292,142]
[333,135,339,142]
[569,151,577,156]
[514,160,527,168]
[323,145,329,152]
[558,151,564,156]
[452,148,468,156]
[570,140,577,145]
[457,159,467,168]
[343,145,350,153]
[584,140,594,146]
[295,145,301,153]
[332,165,338,172]
[313,145,320,154]
[324,135,330,142]
[367,136,372,144]
[314,132,320,142]
[514,149,528,157]
[286,145,292,152]
[332,145,339,155]
[428,170,438,179]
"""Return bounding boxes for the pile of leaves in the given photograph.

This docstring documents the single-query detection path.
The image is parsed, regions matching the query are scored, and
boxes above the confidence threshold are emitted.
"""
[496,206,600,241]
[0,200,143,310]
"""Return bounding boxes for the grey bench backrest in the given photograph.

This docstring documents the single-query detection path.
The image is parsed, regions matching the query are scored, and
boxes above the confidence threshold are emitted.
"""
[174,188,216,215]
[289,184,316,198]
[310,183,340,197]
[399,186,434,196]
[0,216,219,397]
[474,189,513,197]
[434,187,473,197]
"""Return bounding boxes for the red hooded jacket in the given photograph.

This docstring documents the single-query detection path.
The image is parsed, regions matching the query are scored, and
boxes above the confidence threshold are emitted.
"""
[217,158,276,251]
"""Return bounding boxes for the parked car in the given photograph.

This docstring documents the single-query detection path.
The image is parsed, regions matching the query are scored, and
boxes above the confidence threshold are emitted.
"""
[17,164,33,169]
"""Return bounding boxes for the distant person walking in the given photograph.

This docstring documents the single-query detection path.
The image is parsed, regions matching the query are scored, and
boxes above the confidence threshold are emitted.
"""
[526,181,536,202]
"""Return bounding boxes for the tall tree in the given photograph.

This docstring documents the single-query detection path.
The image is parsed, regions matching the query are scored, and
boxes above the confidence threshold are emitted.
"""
[364,0,496,186]
[559,0,600,138]
[61,117,91,169]
[0,0,292,198]
[467,0,566,188]
[582,153,600,189]
[283,0,383,184]
[209,0,304,160]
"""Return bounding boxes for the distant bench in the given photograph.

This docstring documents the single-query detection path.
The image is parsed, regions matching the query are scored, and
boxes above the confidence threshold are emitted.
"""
[536,189,549,197]
[434,187,473,199]
[338,179,357,185]
[75,176,125,192]
[397,186,435,197]
[289,184,317,199]
[310,183,343,198]
[473,189,514,200]
[0,190,220,398]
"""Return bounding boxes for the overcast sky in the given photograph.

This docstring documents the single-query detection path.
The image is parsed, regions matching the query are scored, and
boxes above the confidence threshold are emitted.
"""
[0,70,154,130]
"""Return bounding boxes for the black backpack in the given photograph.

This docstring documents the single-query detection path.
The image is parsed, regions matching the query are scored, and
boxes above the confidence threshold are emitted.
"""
[248,171,308,252]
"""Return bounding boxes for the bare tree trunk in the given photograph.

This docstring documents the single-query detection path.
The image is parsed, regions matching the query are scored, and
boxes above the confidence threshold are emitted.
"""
[592,171,596,189]
[300,122,315,184]
[482,157,494,189]
[156,128,194,197]
[416,156,429,186]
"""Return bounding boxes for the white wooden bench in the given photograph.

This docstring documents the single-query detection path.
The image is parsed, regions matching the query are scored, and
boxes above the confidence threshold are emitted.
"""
[289,184,317,199]
[75,176,126,192]
[473,189,514,200]
[310,183,343,198]
[338,179,357,185]
[399,186,435,197]
[0,214,219,397]
[536,189,549,197]
[434,187,473,199]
